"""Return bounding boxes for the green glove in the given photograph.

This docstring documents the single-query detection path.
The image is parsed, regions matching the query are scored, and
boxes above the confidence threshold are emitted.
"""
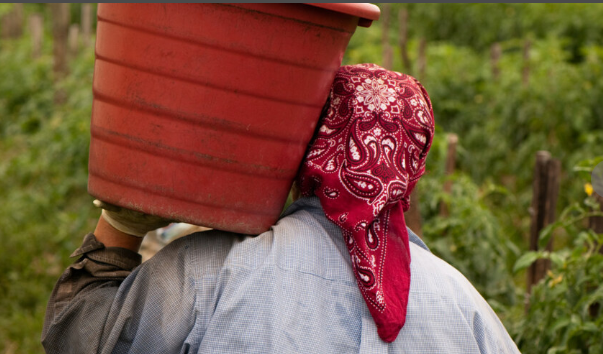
[93,199,174,237]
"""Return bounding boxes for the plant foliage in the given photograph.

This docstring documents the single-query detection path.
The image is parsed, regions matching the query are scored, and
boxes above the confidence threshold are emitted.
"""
[3,3,603,353]
[0,20,97,353]
[513,196,603,353]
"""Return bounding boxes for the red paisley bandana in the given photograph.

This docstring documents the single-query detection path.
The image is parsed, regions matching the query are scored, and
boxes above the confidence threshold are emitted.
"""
[297,63,435,342]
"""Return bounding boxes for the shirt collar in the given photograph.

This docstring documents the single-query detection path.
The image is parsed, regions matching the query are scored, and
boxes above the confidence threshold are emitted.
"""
[284,196,430,252]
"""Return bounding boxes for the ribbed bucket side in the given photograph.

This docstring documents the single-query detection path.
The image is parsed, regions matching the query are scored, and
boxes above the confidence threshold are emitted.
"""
[88,3,361,234]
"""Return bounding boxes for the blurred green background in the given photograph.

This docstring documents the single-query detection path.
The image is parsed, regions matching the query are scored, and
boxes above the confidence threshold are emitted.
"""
[1,4,603,353]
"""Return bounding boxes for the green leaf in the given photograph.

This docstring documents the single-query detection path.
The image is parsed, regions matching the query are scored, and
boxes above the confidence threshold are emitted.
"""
[550,253,565,268]
[547,347,568,354]
[514,251,541,273]
[589,344,603,354]
[582,322,599,332]
[550,317,571,332]
[539,223,556,249]
[573,156,603,182]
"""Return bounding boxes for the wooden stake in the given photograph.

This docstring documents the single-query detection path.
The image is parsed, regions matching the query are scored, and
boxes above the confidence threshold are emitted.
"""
[29,14,44,59]
[589,194,603,235]
[536,158,560,277]
[13,3,24,38]
[50,3,71,104]
[589,194,603,317]
[527,152,550,297]
[522,39,531,86]
[491,42,501,80]
[50,3,70,78]
[406,187,423,238]
[50,3,71,79]
[1,3,24,39]
[0,7,10,39]
[440,134,458,217]
[381,3,393,70]
[81,3,92,47]
[418,37,427,82]
[68,24,80,56]
[526,151,560,310]
[398,8,412,74]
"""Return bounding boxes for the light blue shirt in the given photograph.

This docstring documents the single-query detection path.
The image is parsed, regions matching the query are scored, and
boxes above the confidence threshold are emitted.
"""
[44,196,520,353]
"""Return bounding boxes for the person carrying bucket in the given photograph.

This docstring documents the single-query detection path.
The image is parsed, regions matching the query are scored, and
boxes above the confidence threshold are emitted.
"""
[42,64,520,353]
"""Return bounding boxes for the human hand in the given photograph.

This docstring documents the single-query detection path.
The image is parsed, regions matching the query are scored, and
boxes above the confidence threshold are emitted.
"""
[93,199,174,237]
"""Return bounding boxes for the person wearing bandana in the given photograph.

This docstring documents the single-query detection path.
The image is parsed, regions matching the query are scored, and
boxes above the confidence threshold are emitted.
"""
[43,64,520,353]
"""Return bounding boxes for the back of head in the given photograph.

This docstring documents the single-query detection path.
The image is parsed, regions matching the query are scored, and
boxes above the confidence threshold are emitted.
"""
[296,63,435,342]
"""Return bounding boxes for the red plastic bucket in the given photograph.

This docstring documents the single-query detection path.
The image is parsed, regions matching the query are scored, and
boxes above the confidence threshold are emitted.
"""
[88,3,380,234]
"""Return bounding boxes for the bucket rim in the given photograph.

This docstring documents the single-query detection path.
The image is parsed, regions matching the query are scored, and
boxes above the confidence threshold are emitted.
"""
[305,3,380,27]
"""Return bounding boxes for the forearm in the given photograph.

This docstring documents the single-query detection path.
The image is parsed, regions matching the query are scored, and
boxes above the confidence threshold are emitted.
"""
[94,215,144,252]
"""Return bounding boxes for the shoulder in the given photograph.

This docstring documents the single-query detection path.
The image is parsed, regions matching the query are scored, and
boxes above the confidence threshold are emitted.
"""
[210,197,354,283]
[145,229,243,277]
[406,229,489,311]
[151,196,349,278]
[400,240,520,353]
[408,240,478,297]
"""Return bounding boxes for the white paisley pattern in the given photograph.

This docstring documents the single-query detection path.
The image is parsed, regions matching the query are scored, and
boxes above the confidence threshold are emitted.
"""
[356,78,397,111]
[298,63,435,342]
